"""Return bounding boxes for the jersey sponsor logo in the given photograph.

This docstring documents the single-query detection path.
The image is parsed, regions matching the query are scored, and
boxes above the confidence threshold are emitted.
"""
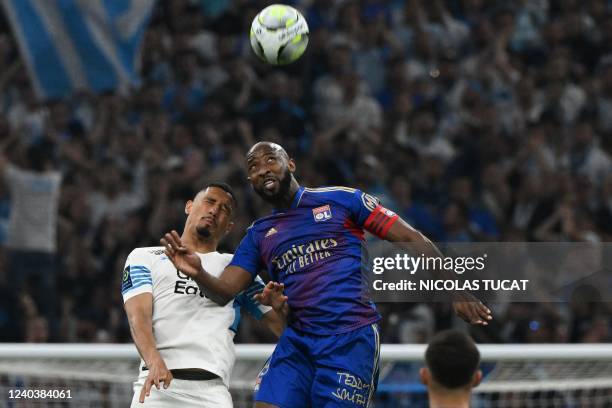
[361,193,379,212]
[122,266,133,292]
[265,227,278,237]
[271,238,338,275]
[174,269,207,298]
[312,205,332,222]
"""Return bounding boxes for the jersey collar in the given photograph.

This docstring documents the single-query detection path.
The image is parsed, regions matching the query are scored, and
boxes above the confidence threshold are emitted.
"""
[273,186,305,214]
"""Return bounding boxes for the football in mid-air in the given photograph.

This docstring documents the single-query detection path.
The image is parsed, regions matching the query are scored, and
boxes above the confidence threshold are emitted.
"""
[250,4,309,65]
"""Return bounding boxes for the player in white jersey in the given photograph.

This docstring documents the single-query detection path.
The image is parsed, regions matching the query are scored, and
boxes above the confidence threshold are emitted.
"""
[122,183,285,407]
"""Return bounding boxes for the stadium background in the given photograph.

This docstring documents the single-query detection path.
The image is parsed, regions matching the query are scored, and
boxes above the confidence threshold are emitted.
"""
[0,0,611,405]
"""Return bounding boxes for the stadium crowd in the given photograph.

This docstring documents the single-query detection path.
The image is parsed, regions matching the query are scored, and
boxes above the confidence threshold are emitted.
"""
[0,0,611,345]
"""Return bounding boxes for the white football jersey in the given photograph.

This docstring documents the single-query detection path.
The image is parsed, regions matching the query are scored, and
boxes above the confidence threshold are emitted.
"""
[121,247,270,387]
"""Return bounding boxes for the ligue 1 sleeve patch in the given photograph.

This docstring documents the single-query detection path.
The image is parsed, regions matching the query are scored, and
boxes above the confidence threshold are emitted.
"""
[313,205,332,222]
[122,266,133,292]
[364,205,399,238]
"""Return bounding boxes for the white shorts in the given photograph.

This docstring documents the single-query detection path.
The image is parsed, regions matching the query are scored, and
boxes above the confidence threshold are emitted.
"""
[130,373,232,407]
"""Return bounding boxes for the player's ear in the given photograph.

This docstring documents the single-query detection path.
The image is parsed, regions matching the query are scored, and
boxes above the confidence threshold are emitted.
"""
[471,369,482,388]
[419,367,430,386]
[288,158,296,173]
[225,221,234,235]
[185,200,193,215]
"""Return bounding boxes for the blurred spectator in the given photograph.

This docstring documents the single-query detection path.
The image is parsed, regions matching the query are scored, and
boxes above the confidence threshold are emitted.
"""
[441,201,473,242]
[391,178,442,240]
[1,139,61,340]
[566,112,612,185]
[248,71,307,154]
[319,70,382,139]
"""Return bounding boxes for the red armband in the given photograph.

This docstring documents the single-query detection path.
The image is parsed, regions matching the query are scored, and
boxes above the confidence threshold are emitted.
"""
[363,205,399,239]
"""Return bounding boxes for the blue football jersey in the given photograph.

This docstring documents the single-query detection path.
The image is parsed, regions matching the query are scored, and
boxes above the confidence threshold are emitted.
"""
[230,186,399,335]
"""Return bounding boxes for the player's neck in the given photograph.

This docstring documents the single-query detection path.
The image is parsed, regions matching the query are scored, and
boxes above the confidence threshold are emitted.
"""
[272,180,301,210]
[181,233,217,254]
[428,391,471,408]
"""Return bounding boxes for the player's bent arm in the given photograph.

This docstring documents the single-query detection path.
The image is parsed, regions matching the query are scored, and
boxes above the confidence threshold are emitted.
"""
[384,216,461,282]
[193,265,254,306]
[261,310,286,339]
[384,216,469,283]
[384,216,444,258]
[385,215,493,324]
[124,293,164,368]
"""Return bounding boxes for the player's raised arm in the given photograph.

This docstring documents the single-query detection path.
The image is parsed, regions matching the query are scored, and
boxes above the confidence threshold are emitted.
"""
[384,217,493,326]
[161,230,252,305]
[354,191,492,326]
[384,216,443,258]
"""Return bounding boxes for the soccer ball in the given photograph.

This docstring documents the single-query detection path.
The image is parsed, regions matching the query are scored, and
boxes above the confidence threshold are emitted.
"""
[250,4,309,65]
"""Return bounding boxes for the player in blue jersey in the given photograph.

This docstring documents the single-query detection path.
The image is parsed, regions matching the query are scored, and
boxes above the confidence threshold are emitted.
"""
[160,142,492,408]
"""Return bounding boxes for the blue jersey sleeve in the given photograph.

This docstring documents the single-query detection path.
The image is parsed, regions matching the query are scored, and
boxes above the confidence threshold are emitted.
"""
[348,189,399,239]
[234,276,270,320]
[229,227,263,277]
[347,190,380,226]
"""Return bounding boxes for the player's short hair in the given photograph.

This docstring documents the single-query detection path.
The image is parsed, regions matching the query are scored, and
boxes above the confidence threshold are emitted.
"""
[425,330,480,389]
[202,182,238,211]
[248,141,290,161]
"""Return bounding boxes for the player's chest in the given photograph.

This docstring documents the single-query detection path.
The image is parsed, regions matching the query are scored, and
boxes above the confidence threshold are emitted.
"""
[258,204,349,260]
[152,258,221,303]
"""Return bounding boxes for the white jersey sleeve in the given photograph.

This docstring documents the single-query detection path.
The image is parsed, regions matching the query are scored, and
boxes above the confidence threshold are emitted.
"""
[122,248,154,302]
[234,276,272,319]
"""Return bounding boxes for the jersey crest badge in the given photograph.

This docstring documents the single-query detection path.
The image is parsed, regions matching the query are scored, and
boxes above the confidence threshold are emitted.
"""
[313,205,332,222]
[361,193,379,212]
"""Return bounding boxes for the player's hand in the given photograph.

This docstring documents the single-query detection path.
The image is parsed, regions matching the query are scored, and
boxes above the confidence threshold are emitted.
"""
[160,230,202,279]
[452,292,492,326]
[254,281,289,317]
[139,357,173,403]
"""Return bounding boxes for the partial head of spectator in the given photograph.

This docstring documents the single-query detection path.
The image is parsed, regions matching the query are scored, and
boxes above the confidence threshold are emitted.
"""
[420,329,482,408]
[25,144,54,172]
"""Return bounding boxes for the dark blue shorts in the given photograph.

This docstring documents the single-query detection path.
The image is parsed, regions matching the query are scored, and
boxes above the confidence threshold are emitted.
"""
[254,323,381,408]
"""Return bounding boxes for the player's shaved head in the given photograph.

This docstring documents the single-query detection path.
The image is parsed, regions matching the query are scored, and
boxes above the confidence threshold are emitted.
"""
[245,141,299,208]
[246,141,289,161]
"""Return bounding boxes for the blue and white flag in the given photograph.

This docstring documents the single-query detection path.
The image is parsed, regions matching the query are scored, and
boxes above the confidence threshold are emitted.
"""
[1,0,155,99]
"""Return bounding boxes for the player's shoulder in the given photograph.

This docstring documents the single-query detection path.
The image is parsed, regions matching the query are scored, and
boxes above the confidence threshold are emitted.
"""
[304,185,359,195]
[127,246,165,259]
[303,185,362,205]
[304,186,382,213]
[247,214,279,233]
[201,251,234,272]
[206,251,234,263]
[125,247,166,272]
